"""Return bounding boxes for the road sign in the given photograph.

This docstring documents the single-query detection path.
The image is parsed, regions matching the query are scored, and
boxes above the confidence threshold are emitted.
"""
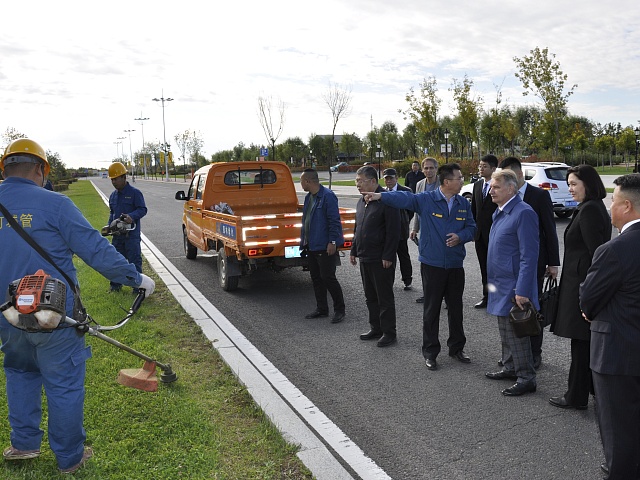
[260,148,269,157]
[440,144,452,153]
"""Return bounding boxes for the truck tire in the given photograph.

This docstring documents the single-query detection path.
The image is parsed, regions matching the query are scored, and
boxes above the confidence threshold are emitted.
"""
[183,229,197,259]
[217,248,239,291]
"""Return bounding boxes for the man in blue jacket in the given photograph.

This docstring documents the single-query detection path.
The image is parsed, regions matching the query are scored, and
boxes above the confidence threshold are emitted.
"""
[0,139,155,474]
[300,169,345,323]
[364,163,476,370]
[485,169,539,396]
[107,162,147,292]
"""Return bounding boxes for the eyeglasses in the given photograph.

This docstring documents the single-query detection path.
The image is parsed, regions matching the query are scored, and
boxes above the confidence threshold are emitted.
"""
[446,176,464,182]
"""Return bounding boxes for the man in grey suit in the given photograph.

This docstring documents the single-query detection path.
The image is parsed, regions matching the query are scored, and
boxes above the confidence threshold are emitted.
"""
[580,174,640,479]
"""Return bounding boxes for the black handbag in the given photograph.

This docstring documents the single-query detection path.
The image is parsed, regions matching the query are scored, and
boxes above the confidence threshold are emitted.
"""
[539,277,559,328]
[509,300,542,338]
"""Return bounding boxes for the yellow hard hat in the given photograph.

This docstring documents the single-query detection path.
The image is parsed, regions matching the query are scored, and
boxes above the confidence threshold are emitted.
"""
[108,162,127,179]
[1,138,50,176]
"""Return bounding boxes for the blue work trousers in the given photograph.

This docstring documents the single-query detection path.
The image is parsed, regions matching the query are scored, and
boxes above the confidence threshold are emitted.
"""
[111,236,142,290]
[0,326,91,470]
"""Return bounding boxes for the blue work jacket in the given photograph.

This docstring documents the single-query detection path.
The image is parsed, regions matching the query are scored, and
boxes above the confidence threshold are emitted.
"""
[108,182,147,238]
[381,188,476,269]
[300,184,344,251]
[0,177,142,323]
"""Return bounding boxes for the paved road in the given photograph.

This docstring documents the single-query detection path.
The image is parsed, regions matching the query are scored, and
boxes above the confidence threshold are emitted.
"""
[93,176,609,479]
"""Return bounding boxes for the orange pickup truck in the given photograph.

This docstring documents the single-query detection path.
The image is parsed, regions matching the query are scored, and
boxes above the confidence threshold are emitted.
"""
[175,161,355,291]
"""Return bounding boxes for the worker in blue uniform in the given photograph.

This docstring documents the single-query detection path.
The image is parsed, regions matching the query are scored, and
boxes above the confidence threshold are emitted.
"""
[0,139,155,474]
[107,162,147,292]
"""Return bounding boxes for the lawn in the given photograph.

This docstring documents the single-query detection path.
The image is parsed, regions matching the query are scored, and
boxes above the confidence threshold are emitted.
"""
[0,181,312,479]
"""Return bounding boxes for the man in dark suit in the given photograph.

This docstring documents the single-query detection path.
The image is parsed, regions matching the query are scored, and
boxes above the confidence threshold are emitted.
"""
[351,166,401,347]
[383,168,413,290]
[404,161,425,193]
[580,174,640,479]
[470,154,498,308]
[500,157,560,369]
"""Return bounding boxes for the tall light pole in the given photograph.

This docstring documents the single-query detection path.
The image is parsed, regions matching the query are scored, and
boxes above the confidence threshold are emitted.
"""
[444,128,450,161]
[635,127,640,173]
[152,91,174,181]
[117,137,127,162]
[135,114,149,178]
[124,129,136,178]
[113,141,122,159]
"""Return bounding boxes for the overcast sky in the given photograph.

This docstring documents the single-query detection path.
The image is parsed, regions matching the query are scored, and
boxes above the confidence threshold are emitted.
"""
[2,0,639,169]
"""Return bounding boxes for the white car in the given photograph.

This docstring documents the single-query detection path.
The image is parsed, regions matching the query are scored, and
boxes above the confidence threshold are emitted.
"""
[460,162,575,218]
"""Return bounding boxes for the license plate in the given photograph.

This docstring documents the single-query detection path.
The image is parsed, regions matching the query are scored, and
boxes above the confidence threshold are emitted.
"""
[285,246,302,258]
[564,200,578,207]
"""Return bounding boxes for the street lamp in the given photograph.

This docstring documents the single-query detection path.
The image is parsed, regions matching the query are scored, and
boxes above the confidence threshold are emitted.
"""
[444,128,450,161]
[135,114,149,178]
[635,127,640,173]
[124,129,135,178]
[117,137,127,162]
[113,141,122,159]
[377,144,381,178]
[152,92,174,181]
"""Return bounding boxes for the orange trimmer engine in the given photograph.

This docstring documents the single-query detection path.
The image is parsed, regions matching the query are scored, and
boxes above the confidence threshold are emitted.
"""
[3,269,66,331]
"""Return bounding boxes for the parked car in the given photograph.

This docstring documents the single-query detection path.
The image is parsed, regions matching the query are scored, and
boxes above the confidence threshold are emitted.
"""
[330,161,349,172]
[460,162,574,218]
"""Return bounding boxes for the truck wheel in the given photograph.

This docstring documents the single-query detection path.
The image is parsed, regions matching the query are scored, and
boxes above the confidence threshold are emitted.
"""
[183,229,197,259]
[555,211,572,218]
[217,248,239,291]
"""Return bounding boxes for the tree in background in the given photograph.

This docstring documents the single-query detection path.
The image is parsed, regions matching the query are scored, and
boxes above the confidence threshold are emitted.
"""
[187,130,205,168]
[46,150,67,184]
[323,83,352,188]
[279,136,308,166]
[339,133,362,163]
[399,76,441,154]
[450,75,483,160]
[257,95,285,162]
[514,47,576,156]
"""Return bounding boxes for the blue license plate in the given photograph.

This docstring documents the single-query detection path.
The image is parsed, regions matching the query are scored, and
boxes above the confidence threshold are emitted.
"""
[285,246,302,258]
[564,200,578,207]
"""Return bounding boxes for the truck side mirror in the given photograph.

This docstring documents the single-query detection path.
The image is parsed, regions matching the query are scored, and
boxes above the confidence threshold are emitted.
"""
[175,191,187,201]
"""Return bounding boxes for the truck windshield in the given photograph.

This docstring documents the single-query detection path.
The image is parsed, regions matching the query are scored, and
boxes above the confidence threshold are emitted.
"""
[224,169,276,186]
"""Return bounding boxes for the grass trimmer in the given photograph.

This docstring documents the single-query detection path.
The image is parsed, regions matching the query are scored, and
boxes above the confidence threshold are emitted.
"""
[1,270,177,392]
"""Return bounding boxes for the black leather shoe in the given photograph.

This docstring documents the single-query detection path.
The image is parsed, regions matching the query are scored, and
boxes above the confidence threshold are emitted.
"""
[416,297,424,303]
[305,310,328,319]
[377,334,397,347]
[502,381,536,396]
[360,330,383,340]
[474,298,487,308]
[485,370,518,380]
[498,359,504,366]
[549,396,587,410]
[450,350,471,363]
[533,355,542,370]
[425,358,438,370]
[331,312,345,324]
[600,463,609,475]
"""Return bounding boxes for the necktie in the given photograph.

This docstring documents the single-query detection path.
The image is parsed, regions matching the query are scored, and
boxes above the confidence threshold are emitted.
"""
[482,181,489,198]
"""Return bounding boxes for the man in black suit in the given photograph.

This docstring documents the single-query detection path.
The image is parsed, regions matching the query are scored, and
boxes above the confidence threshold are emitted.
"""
[470,154,498,308]
[500,157,560,369]
[383,168,413,290]
[404,161,425,193]
[580,174,640,479]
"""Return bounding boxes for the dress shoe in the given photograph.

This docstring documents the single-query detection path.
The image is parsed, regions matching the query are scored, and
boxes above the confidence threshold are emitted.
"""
[360,330,383,340]
[498,359,504,366]
[485,370,518,380]
[331,311,345,324]
[600,463,609,475]
[450,350,471,363]
[377,334,397,347]
[502,381,537,396]
[404,284,412,291]
[533,355,542,370]
[425,358,438,370]
[474,298,487,309]
[416,297,424,303]
[548,395,587,410]
[305,310,328,319]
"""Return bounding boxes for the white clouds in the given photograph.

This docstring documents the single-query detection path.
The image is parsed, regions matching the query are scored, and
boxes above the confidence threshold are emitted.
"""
[0,0,638,168]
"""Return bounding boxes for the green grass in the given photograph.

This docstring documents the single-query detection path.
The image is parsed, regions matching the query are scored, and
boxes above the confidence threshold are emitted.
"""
[0,181,312,479]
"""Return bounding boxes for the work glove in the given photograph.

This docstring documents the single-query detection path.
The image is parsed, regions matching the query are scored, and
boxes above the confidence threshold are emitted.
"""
[137,274,155,298]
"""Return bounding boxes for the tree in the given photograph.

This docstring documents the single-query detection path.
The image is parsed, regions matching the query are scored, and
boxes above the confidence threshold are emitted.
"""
[450,75,483,160]
[513,47,577,156]
[46,150,66,184]
[322,83,352,186]
[257,95,285,161]
[1,127,26,148]
[186,131,204,168]
[174,130,191,170]
[279,136,308,166]
[399,76,441,153]
[339,133,361,163]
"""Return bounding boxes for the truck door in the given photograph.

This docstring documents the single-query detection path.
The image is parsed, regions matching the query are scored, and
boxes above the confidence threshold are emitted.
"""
[185,174,206,248]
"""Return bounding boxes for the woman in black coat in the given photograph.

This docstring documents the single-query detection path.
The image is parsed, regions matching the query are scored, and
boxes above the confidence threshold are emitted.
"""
[549,165,610,410]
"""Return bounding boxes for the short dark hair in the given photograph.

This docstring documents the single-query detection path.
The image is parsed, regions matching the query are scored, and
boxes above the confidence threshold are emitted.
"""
[437,163,461,184]
[499,156,522,170]
[356,165,379,181]
[301,168,319,183]
[480,154,498,169]
[566,164,606,201]
[613,174,640,208]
